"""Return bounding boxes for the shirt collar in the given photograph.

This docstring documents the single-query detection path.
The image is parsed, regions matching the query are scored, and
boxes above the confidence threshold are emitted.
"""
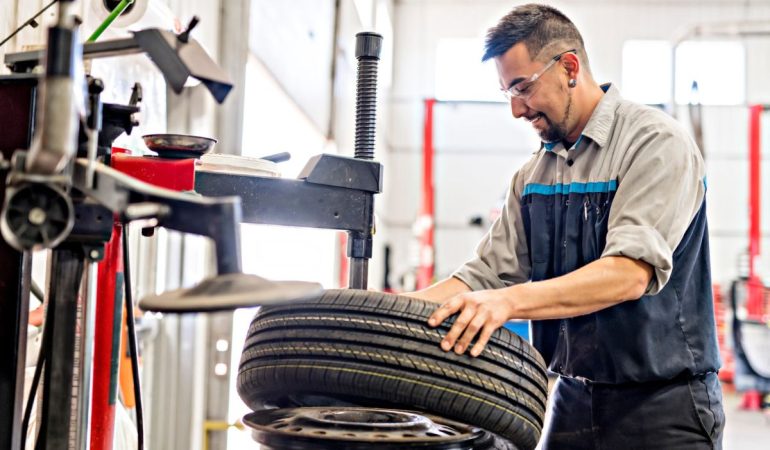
[579,83,619,149]
[543,135,584,152]
[541,83,620,152]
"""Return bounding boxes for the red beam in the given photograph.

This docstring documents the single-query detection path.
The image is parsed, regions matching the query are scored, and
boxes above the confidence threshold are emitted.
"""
[91,149,196,449]
[90,224,123,450]
[747,104,763,319]
[417,99,436,290]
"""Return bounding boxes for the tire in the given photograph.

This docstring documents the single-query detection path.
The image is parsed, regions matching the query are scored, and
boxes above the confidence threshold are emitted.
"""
[237,289,548,450]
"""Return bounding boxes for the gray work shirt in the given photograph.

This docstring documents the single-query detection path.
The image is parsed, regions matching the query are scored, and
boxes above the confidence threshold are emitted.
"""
[453,84,720,383]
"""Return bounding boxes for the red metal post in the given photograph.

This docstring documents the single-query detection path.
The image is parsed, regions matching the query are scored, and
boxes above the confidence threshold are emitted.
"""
[89,223,124,450]
[90,151,196,449]
[416,99,436,290]
[747,104,763,319]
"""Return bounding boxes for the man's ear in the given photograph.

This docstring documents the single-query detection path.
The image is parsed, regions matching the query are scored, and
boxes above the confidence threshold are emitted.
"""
[561,52,580,80]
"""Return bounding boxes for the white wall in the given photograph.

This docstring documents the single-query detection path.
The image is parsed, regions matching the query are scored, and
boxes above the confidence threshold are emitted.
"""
[385,0,770,289]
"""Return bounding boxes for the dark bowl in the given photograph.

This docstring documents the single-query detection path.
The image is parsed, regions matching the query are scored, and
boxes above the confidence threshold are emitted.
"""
[142,134,217,159]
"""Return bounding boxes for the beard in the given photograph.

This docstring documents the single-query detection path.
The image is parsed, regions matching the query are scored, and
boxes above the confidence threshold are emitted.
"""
[538,91,573,143]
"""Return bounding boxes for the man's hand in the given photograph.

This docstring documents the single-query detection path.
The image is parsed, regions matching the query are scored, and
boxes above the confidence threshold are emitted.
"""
[427,289,514,357]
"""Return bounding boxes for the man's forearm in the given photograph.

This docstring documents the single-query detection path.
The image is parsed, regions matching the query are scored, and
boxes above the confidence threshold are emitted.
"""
[405,276,471,303]
[504,256,653,320]
[423,256,653,356]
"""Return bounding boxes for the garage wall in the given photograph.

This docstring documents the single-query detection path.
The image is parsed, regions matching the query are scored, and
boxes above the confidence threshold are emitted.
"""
[384,0,770,290]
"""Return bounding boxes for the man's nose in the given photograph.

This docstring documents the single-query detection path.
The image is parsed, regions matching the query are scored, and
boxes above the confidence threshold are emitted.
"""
[510,97,529,119]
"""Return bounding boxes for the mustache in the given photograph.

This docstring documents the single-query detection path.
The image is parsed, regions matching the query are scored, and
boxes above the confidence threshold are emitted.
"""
[525,112,547,123]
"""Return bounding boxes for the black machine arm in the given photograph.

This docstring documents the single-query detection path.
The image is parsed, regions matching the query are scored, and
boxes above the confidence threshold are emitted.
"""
[195,153,382,233]
[72,158,242,274]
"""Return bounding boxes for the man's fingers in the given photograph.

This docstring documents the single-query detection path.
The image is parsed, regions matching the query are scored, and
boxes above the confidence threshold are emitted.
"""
[427,296,463,327]
[470,323,497,357]
[440,304,476,351]
[455,312,487,354]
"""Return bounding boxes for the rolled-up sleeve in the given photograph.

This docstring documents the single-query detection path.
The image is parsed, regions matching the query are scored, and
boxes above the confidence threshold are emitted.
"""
[601,126,706,295]
[452,170,532,291]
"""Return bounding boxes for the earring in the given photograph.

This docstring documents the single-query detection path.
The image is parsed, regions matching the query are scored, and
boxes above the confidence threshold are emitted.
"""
[568,79,577,88]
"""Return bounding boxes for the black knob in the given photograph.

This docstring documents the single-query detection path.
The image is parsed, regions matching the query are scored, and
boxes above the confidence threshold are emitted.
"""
[355,32,383,60]
[89,77,105,94]
[129,82,143,107]
[178,16,200,43]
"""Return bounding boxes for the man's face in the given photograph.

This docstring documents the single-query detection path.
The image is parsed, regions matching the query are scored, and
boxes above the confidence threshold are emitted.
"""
[495,42,573,142]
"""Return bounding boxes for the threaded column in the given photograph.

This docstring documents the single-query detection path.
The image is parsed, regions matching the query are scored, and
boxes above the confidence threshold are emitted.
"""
[354,32,383,160]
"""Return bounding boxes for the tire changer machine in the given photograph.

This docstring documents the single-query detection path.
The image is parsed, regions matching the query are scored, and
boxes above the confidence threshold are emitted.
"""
[0,1,389,448]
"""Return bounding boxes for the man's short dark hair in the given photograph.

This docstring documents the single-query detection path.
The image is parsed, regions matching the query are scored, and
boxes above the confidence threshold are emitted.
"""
[482,3,589,72]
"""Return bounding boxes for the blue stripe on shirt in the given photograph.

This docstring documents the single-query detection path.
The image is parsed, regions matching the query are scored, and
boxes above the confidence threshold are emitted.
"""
[523,180,618,196]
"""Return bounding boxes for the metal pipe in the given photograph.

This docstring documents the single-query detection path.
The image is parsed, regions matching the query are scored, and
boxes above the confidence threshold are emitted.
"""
[39,247,85,450]
[86,78,104,189]
[25,0,82,175]
[346,32,383,289]
[75,261,98,450]
[5,38,141,70]
[348,258,369,290]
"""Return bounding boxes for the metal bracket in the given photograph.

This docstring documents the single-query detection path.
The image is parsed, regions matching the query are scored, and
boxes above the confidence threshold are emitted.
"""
[5,29,233,103]
[72,159,242,275]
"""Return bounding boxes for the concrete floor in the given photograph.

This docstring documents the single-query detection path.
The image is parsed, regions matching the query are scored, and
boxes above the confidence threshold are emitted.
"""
[723,390,770,449]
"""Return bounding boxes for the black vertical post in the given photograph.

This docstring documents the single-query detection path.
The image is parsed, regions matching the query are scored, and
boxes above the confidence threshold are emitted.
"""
[348,32,382,289]
[38,247,85,450]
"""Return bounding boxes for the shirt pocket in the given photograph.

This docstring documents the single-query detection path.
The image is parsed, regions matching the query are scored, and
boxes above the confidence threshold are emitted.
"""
[688,373,725,443]
[594,194,612,251]
[581,193,612,264]
[521,196,554,281]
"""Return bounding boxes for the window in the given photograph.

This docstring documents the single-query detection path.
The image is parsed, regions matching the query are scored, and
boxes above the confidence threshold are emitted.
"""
[674,41,745,105]
[621,40,671,105]
[622,39,745,106]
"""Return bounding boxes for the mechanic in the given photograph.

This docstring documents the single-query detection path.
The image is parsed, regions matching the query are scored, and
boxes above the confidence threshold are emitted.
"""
[407,4,725,449]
